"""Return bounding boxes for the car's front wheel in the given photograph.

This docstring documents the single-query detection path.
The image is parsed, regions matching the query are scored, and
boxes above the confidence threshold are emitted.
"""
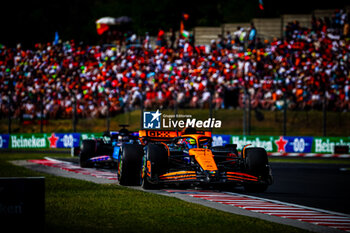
[141,144,168,189]
[118,144,143,186]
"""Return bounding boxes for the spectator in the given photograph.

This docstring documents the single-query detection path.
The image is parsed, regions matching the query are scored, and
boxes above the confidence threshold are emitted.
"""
[156,28,165,47]
[1,8,350,122]
[248,23,257,49]
[169,28,176,49]
[234,27,243,46]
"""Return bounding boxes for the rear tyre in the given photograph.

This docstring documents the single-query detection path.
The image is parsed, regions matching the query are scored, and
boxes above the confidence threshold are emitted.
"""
[243,147,269,192]
[118,144,143,186]
[141,144,168,190]
[79,140,96,168]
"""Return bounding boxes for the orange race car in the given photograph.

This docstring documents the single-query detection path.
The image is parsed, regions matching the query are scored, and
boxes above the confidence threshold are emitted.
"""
[117,127,273,192]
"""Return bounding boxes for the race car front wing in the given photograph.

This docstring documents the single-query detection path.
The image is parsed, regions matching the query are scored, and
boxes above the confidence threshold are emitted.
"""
[157,169,272,185]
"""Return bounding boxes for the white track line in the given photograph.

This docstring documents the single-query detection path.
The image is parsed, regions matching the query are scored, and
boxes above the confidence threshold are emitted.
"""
[224,191,350,218]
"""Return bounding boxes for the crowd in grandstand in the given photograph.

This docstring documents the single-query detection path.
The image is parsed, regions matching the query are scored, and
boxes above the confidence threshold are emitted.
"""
[1,9,350,119]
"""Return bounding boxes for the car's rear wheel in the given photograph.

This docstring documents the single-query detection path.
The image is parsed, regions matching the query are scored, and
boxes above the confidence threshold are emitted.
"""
[118,144,144,186]
[141,144,168,189]
[243,147,269,192]
[79,140,96,168]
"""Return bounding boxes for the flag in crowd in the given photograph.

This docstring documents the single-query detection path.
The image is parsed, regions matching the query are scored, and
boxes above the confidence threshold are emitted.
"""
[96,23,109,35]
[181,13,190,38]
[259,0,264,10]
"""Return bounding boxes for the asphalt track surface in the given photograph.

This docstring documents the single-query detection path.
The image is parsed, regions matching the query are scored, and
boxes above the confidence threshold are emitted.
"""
[243,162,350,215]
[61,158,350,215]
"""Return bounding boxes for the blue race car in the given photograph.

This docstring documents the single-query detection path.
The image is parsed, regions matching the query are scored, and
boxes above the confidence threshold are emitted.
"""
[79,125,139,168]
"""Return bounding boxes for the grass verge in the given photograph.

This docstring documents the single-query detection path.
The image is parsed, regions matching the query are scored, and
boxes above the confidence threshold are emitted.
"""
[0,151,311,233]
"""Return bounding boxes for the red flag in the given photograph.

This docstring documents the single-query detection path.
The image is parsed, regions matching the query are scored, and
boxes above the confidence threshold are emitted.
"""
[180,21,189,38]
[96,23,109,35]
[180,21,184,34]
[180,13,190,38]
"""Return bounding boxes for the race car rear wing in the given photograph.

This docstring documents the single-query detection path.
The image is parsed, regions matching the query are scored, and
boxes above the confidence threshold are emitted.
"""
[110,131,139,140]
[138,128,212,143]
[181,128,212,137]
[139,130,179,143]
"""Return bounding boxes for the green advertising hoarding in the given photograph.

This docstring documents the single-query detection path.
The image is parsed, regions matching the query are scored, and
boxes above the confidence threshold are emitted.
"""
[231,135,350,154]
[231,135,279,152]
[10,133,49,149]
[79,133,103,144]
[312,137,350,153]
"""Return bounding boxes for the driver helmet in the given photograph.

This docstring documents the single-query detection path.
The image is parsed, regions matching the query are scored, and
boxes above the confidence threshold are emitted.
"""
[185,138,197,149]
[118,128,130,142]
[118,135,129,142]
[201,141,209,149]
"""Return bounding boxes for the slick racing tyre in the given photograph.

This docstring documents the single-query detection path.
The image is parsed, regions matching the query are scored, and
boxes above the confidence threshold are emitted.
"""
[118,144,143,186]
[243,147,269,192]
[79,140,96,168]
[141,143,168,189]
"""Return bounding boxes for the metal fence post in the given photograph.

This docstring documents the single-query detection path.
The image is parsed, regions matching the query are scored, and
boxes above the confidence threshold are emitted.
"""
[72,92,77,133]
[323,94,327,137]
[175,102,178,134]
[243,88,247,136]
[106,95,110,132]
[248,91,251,136]
[40,93,44,133]
[140,96,144,130]
[209,90,213,132]
[8,90,11,134]
[283,91,287,136]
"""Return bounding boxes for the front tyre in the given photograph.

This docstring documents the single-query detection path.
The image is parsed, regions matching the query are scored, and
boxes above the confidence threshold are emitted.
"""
[141,144,168,190]
[118,144,144,186]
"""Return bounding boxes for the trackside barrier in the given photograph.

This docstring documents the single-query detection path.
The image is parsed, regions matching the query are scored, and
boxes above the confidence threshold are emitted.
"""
[1,133,349,156]
[0,133,98,149]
